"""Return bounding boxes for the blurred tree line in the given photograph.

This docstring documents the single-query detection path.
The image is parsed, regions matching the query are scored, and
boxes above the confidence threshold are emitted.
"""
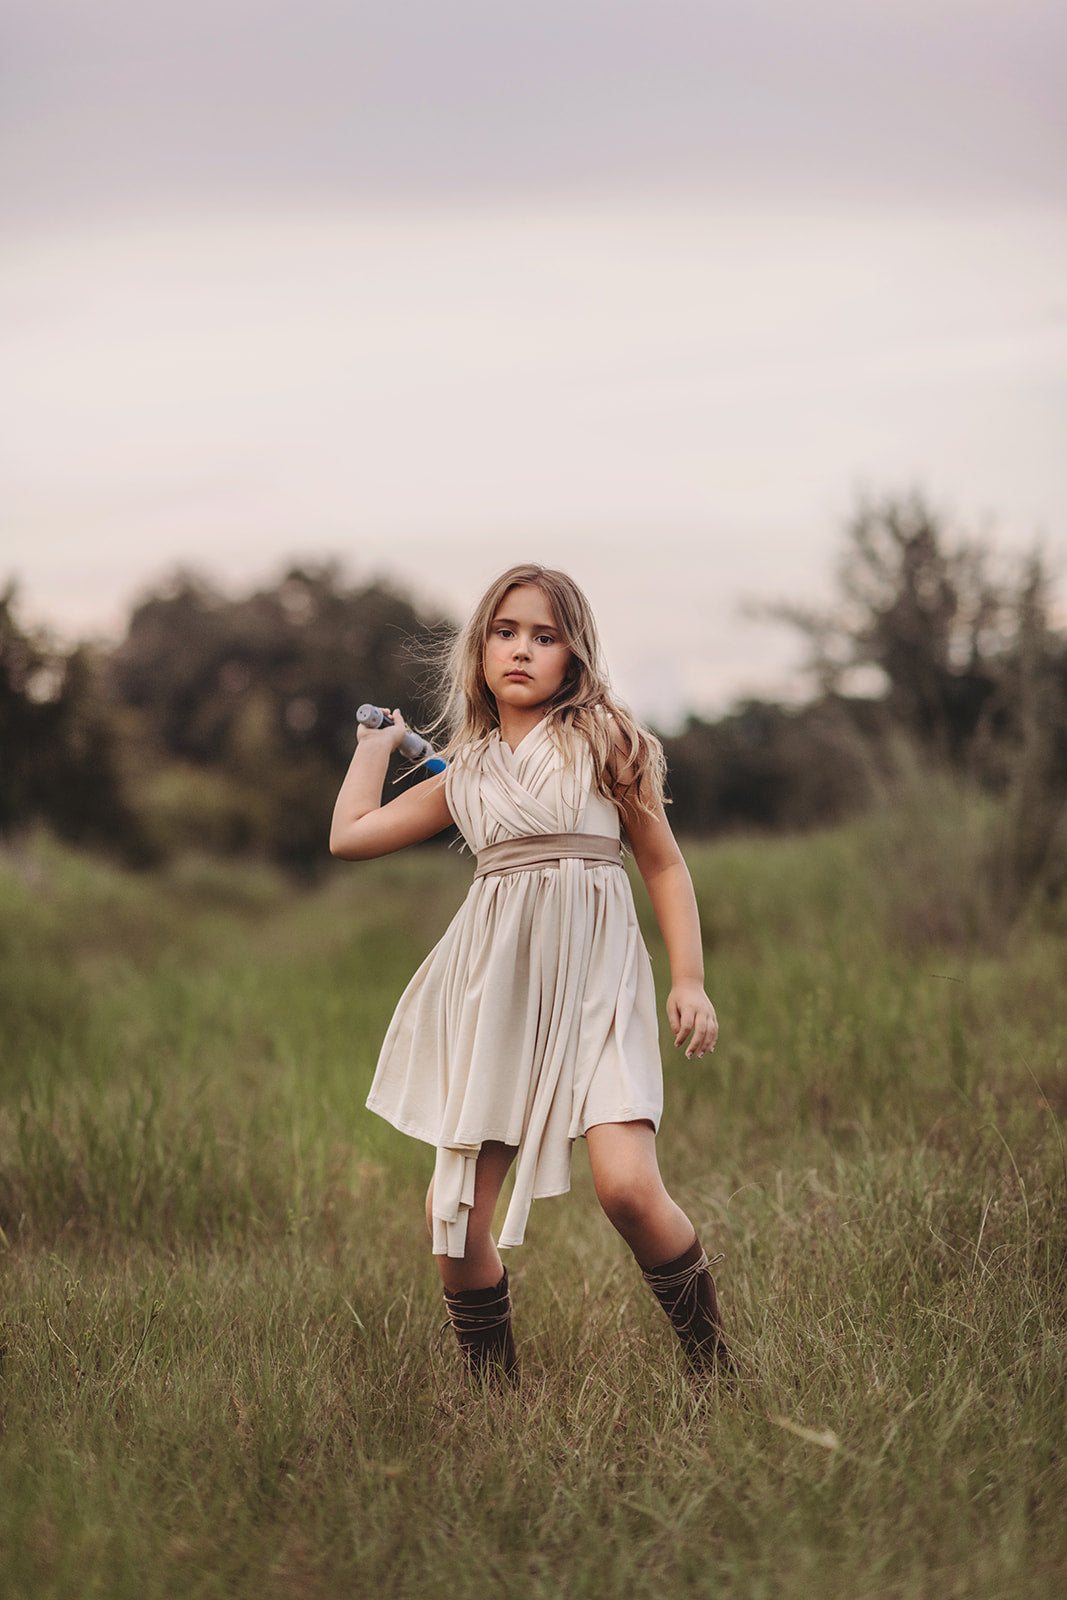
[2,495,1065,902]
[0,567,448,873]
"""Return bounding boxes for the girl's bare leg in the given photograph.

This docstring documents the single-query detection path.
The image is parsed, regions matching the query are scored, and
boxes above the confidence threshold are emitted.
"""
[425,1140,518,1293]
[585,1120,696,1268]
[588,1120,734,1378]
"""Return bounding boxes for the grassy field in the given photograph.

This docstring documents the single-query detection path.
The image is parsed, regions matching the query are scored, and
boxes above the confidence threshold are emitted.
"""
[0,797,1064,1599]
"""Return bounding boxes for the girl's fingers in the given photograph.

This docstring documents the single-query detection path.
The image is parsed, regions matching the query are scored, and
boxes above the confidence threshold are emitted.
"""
[668,989,719,1057]
[677,1009,701,1054]
[355,707,409,752]
[681,1010,719,1058]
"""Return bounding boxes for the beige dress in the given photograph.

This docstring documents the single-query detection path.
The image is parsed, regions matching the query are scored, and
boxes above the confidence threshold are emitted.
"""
[365,718,663,1257]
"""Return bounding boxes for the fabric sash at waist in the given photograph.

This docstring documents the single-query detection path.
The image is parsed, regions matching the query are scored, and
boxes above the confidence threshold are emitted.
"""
[473,831,622,879]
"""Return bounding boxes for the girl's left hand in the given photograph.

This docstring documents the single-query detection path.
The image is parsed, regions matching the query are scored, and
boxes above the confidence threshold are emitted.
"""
[667,982,719,1059]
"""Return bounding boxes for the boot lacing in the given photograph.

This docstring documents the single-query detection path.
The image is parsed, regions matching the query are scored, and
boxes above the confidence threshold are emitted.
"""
[442,1280,513,1335]
[641,1249,725,1338]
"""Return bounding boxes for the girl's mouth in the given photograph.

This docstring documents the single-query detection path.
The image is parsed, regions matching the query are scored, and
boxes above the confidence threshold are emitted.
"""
[505,671,531,681]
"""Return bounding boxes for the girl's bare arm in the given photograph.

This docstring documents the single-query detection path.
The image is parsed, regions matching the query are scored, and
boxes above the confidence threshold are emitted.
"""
[330,712,453,860]
[614,760,718,1060]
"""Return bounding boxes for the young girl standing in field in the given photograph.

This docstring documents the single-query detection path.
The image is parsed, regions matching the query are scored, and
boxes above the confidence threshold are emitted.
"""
[330,565,733,1385]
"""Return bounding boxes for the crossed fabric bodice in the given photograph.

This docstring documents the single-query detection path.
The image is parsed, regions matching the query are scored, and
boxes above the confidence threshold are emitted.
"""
[446,721,620,851]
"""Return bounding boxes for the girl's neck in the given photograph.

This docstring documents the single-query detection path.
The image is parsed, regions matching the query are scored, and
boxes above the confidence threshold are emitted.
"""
[496,705,548,753]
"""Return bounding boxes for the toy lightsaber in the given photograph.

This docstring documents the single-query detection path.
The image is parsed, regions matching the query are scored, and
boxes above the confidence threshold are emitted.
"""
[356,704,446,773]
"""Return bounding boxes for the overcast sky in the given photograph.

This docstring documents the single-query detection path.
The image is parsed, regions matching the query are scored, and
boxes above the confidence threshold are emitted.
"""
[3,0,1065,719]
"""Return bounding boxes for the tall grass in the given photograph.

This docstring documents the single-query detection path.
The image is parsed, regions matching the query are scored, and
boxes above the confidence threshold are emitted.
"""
[0,801,1064,1599]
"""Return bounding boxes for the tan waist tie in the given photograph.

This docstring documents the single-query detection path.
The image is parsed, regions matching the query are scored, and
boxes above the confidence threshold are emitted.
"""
[473,831,622,879]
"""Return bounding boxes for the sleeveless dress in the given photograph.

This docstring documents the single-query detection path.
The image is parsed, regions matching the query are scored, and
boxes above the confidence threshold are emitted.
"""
[365,718,664,1257]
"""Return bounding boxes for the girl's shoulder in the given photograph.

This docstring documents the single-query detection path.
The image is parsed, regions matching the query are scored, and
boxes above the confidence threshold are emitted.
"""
[571,705,629,761]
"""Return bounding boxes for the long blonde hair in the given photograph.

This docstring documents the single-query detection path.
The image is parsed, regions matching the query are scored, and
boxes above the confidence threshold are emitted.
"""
[429,564,666,814]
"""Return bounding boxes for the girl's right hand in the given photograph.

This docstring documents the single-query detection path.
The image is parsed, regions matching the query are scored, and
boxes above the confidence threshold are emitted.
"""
[356,708,409,753]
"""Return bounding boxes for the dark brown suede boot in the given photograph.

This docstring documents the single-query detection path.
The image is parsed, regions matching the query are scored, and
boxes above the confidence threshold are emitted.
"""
[442,1269,519,1386]
[641,1238,737,1381]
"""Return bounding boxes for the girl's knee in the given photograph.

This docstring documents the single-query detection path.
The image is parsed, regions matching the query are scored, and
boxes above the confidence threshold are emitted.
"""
[595,1171,664,1237]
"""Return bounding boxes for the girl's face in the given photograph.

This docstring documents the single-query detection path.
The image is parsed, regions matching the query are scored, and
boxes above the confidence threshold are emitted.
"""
[484,585,572,714]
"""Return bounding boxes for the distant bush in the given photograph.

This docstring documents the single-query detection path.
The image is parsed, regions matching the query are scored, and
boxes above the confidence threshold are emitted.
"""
[661,697,882,835]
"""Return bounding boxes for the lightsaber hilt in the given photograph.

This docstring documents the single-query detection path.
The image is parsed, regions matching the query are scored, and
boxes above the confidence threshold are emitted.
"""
[356,705,446,773]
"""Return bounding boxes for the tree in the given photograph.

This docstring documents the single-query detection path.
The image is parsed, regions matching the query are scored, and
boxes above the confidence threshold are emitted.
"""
[767,492,1067,909]
[108,564,451,871]
[0,585,140,853]
[771,492,1058,764]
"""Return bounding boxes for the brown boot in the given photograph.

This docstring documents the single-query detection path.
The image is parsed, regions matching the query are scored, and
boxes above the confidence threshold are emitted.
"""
[442,1269,519,1386]
[641,1238,737,1381]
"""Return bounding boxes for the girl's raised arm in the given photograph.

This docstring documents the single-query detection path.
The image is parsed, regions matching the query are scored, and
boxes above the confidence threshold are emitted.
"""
[612,746,719,1060]
[330,710,453,860]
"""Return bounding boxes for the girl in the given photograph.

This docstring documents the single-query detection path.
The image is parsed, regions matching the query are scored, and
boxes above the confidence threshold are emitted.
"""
[330,564,733,1385]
